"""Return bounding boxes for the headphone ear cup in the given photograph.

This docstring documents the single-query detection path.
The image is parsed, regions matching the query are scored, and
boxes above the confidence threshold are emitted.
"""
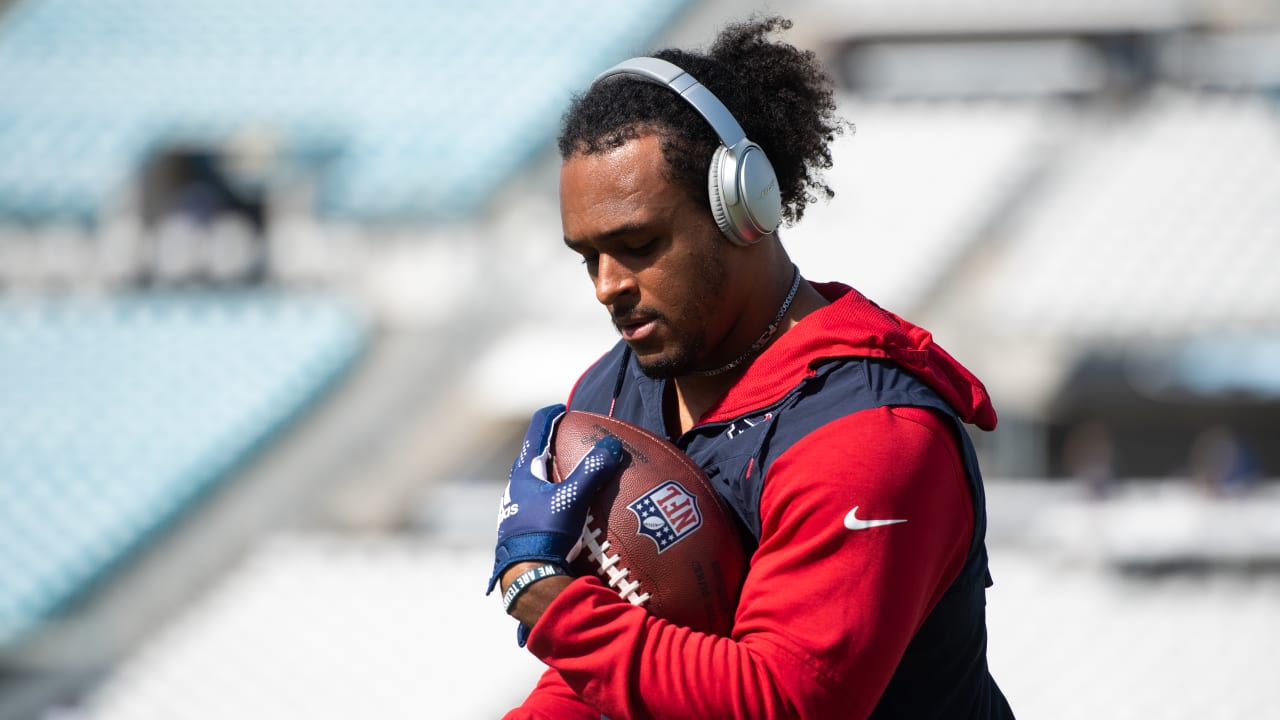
[737,144,782,240]
[708,144,749,247]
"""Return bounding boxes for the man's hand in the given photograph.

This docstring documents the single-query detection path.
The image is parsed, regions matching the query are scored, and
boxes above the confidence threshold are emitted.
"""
[486,404,622,595]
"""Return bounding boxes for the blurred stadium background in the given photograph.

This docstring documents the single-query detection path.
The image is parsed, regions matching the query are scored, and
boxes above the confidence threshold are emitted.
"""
[1,0,1278,717]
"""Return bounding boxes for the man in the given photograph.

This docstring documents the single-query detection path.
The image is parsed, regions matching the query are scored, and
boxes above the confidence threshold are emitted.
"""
[487,16,1014,719]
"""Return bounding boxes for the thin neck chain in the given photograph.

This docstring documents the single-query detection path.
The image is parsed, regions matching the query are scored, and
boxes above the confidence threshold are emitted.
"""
[692,265,802,378]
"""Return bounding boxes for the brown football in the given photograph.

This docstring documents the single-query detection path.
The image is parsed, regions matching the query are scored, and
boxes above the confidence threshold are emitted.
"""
[551,410,746,636]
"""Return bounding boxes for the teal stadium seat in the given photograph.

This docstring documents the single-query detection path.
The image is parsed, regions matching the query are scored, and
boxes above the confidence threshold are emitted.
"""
[0,0,690,222]
[0,293,367,646]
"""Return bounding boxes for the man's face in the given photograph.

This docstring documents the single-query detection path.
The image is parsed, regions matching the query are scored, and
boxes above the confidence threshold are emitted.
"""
[560,133,734,378]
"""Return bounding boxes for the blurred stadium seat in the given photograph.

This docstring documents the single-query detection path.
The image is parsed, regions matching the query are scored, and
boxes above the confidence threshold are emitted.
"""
[980,90,1280,340]
[70,535,546,720]
[784,97,1052,315]
[797,0,1192,35]
[984,541,1280,719]
[0,292,366,646]
[0,0,690,223]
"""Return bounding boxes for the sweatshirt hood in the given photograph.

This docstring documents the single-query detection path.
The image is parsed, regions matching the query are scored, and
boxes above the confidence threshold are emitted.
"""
[704,282,998,431]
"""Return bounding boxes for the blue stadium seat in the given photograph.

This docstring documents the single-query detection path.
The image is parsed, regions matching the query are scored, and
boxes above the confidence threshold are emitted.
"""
[0,292,367,646]
[0,0,690,223]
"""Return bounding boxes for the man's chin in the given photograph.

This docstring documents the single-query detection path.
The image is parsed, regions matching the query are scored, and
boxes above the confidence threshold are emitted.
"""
[636,361,679,380]
[632,347,694,380]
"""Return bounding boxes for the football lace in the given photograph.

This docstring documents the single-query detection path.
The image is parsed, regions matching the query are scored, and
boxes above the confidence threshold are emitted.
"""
[580,513,651,607]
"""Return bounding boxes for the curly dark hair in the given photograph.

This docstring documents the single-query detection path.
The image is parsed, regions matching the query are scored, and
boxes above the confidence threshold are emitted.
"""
[557,15,846,226]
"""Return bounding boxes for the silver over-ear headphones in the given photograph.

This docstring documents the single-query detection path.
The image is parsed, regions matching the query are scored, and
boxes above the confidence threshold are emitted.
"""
[592,57,782,247]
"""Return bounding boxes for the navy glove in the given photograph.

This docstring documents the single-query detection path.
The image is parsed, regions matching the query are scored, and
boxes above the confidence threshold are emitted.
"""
[486,404,623,595]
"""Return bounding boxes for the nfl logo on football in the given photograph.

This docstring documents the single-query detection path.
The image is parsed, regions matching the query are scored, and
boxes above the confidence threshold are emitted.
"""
[628,480,703,553]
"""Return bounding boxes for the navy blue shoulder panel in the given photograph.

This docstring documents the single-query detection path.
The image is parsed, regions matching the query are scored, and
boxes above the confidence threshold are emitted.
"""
[568,341,668,433]
[567,341,630,416]
[681,359,986,553]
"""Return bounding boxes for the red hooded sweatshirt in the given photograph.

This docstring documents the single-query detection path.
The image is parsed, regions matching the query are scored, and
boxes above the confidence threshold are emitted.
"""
[505,283,1008,720]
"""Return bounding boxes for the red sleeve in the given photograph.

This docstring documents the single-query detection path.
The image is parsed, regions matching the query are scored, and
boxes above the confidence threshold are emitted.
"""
[504,667,598,720]
[522,406,974,720]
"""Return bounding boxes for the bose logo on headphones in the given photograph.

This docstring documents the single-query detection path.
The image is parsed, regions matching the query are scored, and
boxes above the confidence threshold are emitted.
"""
[593,57,783,247]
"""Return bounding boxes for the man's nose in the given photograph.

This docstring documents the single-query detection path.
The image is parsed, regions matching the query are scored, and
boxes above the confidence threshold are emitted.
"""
[594,254,637,306]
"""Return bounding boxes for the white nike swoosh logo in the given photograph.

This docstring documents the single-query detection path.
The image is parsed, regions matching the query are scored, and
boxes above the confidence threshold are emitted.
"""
[844,506,908,531]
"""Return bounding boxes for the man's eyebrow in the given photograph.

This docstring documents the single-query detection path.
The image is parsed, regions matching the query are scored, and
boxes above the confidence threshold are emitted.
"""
[563,221,653,251]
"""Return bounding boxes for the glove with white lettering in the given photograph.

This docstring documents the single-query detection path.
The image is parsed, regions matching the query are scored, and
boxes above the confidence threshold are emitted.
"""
[486,404,623,594]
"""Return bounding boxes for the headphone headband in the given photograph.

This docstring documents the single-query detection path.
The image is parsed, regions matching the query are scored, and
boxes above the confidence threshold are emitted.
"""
[593,57,748,152]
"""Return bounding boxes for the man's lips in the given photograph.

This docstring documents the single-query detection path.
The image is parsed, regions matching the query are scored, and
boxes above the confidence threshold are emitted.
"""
[613,313,659,341]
